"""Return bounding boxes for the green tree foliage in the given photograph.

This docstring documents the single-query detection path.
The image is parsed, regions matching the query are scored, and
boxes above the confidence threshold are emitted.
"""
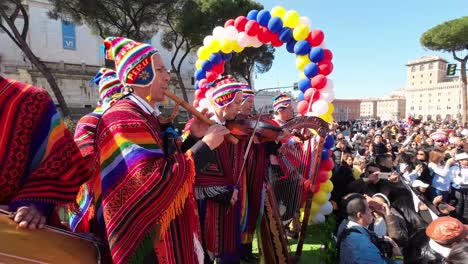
[161,0,275,101]
[420,16,468,123]
[48,0,173,41]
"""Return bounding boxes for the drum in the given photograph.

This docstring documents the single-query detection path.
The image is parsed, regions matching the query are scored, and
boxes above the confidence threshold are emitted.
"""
[0,212,101,264]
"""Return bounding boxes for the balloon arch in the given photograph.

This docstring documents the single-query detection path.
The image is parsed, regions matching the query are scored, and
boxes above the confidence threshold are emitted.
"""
[193,5,336,224]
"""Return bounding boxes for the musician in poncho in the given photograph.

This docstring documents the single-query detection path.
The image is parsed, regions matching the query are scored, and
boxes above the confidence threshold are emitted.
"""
[94,37,229,264]
[184,75,248,263]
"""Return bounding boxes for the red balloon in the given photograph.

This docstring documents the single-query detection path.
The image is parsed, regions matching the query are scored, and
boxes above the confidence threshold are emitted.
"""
[212,62,225,74]
[224,19,235,28]
[318,61,334,75]
[307,29,324,46]
[311,74,327,89]
[206,71,218,82]
[320,158,334,171]
[317,169,329,183]
[313,184,321,193]
[234,16,248,32]
[323,49,333,61]
[304,88,320,103]
[198,79,208,89]
[297,100,311,115]
[270,33,283,47]
[257,27,271,44]
[245,20,260,36]
[195,88,208,100]
[193,99,200,108]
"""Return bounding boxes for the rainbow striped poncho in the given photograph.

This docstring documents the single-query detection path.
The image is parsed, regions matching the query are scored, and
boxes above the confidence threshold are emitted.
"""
[95,99,203,264]
[0,76,91,214]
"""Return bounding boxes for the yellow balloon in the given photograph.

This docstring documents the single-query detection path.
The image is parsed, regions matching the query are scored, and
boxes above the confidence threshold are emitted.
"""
[271,6,286,18]
[310,202,320,215]
[197,46,210,60]
[195,59,202,70]
[208,39,221,53]
[328,171,333,179]
[320,113,334,123]
[220,39,233,53]
[327,103,335,115]
[296,55,311,71]
[231,41,244,53]
[293,24,309,41]
[312,190,328,205]
[320,180,334,193]
[299,72,306,79]
[283,10,300,28]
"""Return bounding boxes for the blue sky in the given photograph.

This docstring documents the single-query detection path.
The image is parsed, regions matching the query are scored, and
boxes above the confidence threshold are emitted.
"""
[253,0,467,99]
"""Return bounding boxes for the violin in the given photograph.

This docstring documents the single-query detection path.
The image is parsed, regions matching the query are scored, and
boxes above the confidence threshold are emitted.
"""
[226,114,283,143]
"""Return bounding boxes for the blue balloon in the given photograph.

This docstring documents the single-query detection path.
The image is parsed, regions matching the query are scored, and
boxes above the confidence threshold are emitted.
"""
[304,63,319,78]
[298,77,311,92]
[321,149,330,160]
[309,47,325,63]
[298,92,305,102]
[294,40,311,56]
[257,10,271,27]
[201,60,213,71]
[247,10,259,21]
[221,52,233,61]
[279,27,293,43]
[267,16,283,34]
[286,40,296,54]
[324,135,335,149]
[209,53,222,65]
[194,80,199,89]
[195,69,206,80]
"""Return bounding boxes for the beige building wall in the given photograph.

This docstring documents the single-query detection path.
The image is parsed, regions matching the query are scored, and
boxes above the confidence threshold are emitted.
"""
[360,100,377,119]
[404,56,464,121]
[376,98,406,121]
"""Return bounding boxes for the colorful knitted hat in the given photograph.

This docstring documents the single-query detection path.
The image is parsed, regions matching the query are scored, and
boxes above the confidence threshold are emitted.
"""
[272,93,292,112]
[241,84,255,103]
[91,68,123,103]
[211,75,243,108]
[103,37,159,87]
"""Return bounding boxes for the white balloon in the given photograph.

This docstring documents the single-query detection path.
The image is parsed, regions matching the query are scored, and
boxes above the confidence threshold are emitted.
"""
[237,32,250,47]
[312,213,326,224]
[224,26,239,41]
[299,16,311,28]
[320,90,335,102]
[205,88,215,100]
[199,98,210,109]
[312,99,329,115]
[252,36,262,48]
[213,26,225,39]
[203,36,215,47]
[319,201,333,215]
[327,192,331,200]
[321,78,334,93]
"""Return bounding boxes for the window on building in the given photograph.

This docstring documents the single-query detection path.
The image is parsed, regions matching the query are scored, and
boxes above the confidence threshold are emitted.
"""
[411,66,416,72]
[419,65,424,71]
[438,92,441,96]
[437,106,441,110]
[420,100,422,103]
[430,73,432,76]
[430,80,432,84]
[447,105,451,110]
[420,94,423,97]
[428,93,431,97]
[448,98,450,102]
[438,99,440,102]
[419,106,422,110]
[411,106,414,110]
[412,75,415,79]
[429,100,431,103]
[429,63,433,69]
[420,74,423,78]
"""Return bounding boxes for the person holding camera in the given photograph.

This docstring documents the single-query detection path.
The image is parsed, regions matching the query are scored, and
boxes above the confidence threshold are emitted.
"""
[338,194,403,264]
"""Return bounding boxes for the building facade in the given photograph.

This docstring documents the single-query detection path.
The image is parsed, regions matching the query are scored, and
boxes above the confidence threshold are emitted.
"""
[360,99,377,119]
[0,0,196,118]
[332,99,361,121]
[376,97,406,121]
[404,56,464,121]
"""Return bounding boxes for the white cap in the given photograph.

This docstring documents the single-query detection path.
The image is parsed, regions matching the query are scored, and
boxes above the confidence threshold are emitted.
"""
[455,152,468,161]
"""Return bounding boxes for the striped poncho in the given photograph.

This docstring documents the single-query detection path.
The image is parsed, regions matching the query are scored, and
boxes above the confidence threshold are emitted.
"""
[0,76,91,215]
[95,99,203,264]
[69,107,104,233]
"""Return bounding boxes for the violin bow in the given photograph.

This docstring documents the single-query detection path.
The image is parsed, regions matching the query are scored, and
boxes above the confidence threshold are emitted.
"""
[236,105,265,186]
